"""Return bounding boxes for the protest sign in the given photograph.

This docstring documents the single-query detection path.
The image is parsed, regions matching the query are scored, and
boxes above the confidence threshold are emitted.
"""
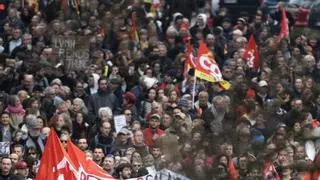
[114,115,127,133]
[0,142,10,156]
[126,169,190,180]
[52,36,91,71]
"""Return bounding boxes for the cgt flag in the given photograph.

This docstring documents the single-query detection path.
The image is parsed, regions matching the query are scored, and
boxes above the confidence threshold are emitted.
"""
[184,40,195,77]
[36,129,76,180]
[243,35,259,71]
[67,140,114,180]
[194,41,223,82]
[36,129,114,180]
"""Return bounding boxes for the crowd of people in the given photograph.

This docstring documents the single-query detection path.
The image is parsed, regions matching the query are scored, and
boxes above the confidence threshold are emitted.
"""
[0,0,320,179]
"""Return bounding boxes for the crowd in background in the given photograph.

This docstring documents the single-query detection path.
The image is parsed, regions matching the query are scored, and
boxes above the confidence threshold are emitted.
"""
[0,0,320,179]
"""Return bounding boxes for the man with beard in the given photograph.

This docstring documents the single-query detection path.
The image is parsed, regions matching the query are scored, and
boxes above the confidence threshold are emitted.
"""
[102,155,116,177]
[4,26,22,55]
[92,147,105,166]
[203,95,229,136]
[144,114,164,147]
[87,77,119,118]
[23,114,45,157]
[77,138,88,151]
[11,33,32,59]
[115,163,132,179]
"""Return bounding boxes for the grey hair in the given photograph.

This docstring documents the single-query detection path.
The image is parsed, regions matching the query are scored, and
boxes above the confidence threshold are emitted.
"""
[98,107,113,119]
[73,98,88,115]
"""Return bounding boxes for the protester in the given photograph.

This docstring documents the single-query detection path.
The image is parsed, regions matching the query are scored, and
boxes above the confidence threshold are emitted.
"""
[1,0,320,179]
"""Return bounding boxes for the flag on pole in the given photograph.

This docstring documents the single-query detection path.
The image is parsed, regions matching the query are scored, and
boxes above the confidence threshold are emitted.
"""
[243,35,259,71]
[36,129,76,180]
[194,41,223,82]
[67,140,114,179]
[130,12,139,42]
[184,40,195,77]
[193,41,231,90]
[278,7,289,42]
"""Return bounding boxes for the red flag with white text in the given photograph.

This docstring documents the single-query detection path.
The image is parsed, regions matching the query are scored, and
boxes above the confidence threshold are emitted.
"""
[194,41,223,82]
[243,35,259,71]
[184,41,195,77]
[36,129,76,180]
[67,140,114,179]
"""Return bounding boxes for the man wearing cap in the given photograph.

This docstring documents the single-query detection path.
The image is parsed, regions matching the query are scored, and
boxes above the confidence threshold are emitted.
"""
[144,114,164,147]
[15,161,30,180]
[256,80,271,106]
[115,128,133,156]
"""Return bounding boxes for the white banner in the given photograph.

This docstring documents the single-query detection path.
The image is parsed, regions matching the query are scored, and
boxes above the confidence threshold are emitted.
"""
[126,169,190,180]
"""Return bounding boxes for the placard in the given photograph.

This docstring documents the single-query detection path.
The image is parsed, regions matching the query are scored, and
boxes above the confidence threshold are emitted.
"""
[0,142,10,156]
[52,36,91,71]
[114,115,127,133]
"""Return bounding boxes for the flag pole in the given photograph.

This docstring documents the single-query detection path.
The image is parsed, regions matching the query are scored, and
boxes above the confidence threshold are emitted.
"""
[192,76,197,109]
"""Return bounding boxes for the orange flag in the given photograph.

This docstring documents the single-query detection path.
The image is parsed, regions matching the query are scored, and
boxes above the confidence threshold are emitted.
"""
[278,7,289,42]
[228,160,238,180]
[67,140,114,179]
[36,129,76,180]
[130,12,139,42]
[243,35,259,71]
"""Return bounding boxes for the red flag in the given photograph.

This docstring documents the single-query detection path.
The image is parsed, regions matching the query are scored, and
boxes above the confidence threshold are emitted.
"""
[313,153,320,179]
[36,129,76,180]
[67,140,114,179]
[130,12,139,42]
[243,35,259,71]
[263,161,281,180]
[194,41,223,82]
[184,40,195,77]
[278,7,289,42]
[228,160,238,180]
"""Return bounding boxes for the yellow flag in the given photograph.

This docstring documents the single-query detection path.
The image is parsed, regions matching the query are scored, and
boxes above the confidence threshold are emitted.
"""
[219,80,231,90]
[103,65,108,77]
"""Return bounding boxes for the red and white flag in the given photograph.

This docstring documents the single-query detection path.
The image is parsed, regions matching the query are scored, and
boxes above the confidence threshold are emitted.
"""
[67,140,114,179]
[278,7,289,42]
[243,35,259,71]
[36,129,77,180]
[36,129,114,180]
[184,40,195,77]
[194,41,223,82]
